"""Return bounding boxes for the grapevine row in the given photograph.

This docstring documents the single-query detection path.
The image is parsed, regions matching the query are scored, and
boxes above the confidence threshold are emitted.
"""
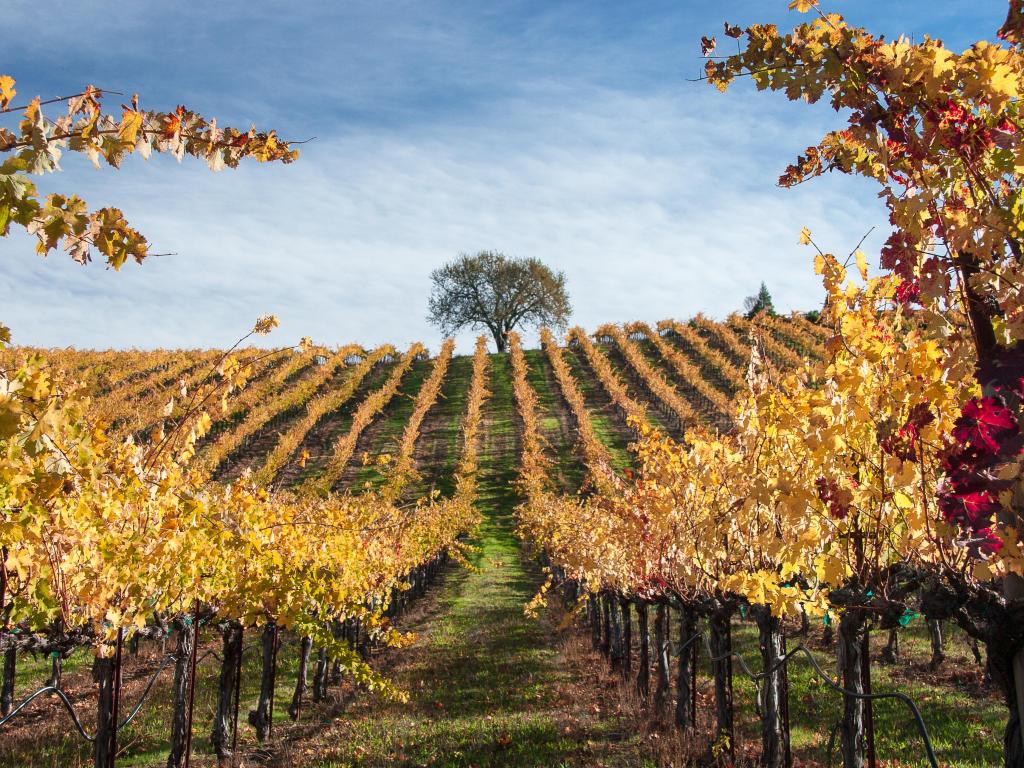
[0,339,482,763]
[651,319,746,398]
[300,343,426,494]
[452,336,490,504]
[250,344,396,486]
[690,313,752,367]
[519,280,983,767]
[202,343,376,481]
[760,311,827,359]
[596,323,698,429]
[565,326,648,429]
[728,314,805,369]
[508,331,549,501]
[382,339,455,499]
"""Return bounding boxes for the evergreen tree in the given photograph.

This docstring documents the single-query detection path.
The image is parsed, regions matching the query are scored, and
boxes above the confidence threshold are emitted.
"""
[743,282,776,319]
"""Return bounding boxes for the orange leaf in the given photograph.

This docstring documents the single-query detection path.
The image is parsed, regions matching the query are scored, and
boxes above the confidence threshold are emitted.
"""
[0,75,15,110]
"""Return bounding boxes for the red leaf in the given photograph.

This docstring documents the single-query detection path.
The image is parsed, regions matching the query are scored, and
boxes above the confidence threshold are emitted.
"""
[951,397,1018,455]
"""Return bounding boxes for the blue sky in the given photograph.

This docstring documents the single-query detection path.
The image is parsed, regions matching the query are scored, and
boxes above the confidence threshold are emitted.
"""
[0,1,1010,352]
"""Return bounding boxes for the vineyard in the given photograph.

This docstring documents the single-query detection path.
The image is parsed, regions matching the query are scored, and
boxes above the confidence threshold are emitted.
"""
[7,3,1024,768]
[0,312,1006,767]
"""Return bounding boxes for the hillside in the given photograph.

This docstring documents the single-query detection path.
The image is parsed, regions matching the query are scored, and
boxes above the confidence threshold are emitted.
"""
[2,313,827,495]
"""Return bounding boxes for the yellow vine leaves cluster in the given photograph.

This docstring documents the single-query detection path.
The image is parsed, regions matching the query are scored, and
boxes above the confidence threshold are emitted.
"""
[0,76,297,270]
[520,267,988,620]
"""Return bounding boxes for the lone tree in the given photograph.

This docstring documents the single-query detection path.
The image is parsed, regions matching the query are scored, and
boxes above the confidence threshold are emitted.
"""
[743,282,776,319]
[427,251,571,352]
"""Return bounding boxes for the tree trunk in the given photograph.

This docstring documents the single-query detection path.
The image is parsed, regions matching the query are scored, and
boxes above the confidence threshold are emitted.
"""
[970,635,984,666]
[881,628,899,664]
[610,594,623,672]
[247,623,276,742]
[589,594,601,650]
[653,603,671,723]
[346,619,358,652]
[49,651,62,689]
[288,636,313,720]
[986,633,1024,767]
[675,606,697,730]
[93,655,116,768]
[356,620,370,660]
[601,593,611,657]
[928,620,945,671]
[167,619,196,768]
[620,597,632,679]
[709,605,735,758]
[967,284,1024,768]
[754,607,789,768]
[312,647,328,702]
[837,609,868,768]
[493,328,507,353]
[210,622,243,762]
[1,647,14,716]
[636,602,650,701]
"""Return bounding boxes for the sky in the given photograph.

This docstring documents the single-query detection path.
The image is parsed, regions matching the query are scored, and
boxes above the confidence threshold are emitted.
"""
[0,1,1011,353]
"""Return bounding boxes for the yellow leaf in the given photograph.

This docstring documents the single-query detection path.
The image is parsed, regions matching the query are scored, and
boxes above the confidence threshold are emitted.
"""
[253,314,280,335]
[118,109,144,144]
[855,250,868,281]
[799,226,812,245]
[788,0,819,11]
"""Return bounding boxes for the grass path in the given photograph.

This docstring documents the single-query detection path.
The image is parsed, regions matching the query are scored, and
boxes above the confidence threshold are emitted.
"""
[288,354,650,768]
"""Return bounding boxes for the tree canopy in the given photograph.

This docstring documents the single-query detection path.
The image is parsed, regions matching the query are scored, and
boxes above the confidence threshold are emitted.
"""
[427,251,571,352]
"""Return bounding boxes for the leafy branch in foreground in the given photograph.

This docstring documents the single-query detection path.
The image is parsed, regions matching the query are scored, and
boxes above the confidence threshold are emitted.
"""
[0,77,299,269]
